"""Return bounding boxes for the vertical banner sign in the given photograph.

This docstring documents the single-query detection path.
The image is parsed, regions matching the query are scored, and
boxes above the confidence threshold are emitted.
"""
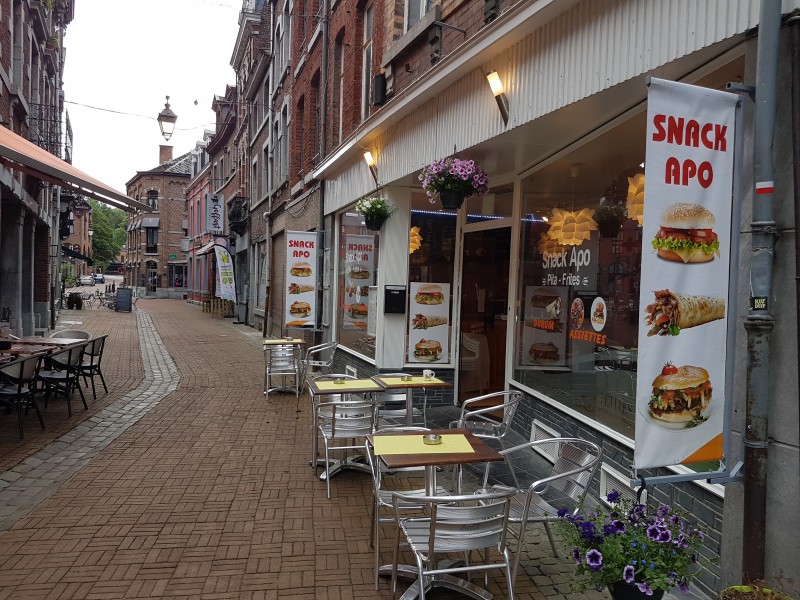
[214,245,237,302]
[343,235,375,331]
[634,78,738,469]
[205,193,224,234]
[285,231,318,329]
[408,282,450,363]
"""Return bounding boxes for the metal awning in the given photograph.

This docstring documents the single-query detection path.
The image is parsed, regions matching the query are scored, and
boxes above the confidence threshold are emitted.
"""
[141,217,160,227]
[196,241,216,255]
[0,126,151,213]
[61,245,93,266]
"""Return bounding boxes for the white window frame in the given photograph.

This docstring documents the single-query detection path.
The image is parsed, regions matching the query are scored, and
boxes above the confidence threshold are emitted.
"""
[361,3,374,122]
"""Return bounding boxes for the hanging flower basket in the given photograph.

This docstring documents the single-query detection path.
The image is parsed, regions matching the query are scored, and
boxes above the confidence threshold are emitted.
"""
[355,196,397,231]
[364,214,387,231]
[608,582,666,600]
[419,157,489,210]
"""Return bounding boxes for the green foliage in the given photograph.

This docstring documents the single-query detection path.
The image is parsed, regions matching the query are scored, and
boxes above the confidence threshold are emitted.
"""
[89,200,126,270]
[355,196,397,219]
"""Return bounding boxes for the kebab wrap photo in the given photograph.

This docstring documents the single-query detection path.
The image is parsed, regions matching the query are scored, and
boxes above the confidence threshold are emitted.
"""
[644,290,725,336]
[412,314,448,329]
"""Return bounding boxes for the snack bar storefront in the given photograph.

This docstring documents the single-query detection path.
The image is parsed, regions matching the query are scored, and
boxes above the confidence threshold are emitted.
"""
[313,2,799,594]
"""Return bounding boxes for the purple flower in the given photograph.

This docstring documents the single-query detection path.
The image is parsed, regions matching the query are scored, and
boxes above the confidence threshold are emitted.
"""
[557,507,569,518]
[623,565,635,584]
[658,528,672,543]
[611,519,627,533]
[647,525,661,541]
[585,549,603,570]
[657,504,671,517]
[607,491,621,503]
[572,547,581,565]
[636,582,654,596]
[678,581,690,592]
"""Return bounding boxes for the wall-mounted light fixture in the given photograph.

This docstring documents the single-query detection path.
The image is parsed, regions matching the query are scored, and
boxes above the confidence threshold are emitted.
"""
[157,96,178,142]
[363,151,379,185]
[486,71,509,125]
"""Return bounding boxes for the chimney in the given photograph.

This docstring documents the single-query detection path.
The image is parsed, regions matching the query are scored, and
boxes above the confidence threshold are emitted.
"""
[159,145,173,164]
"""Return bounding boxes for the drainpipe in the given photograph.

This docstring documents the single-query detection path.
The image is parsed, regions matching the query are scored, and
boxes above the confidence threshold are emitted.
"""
[789,15,800,490]
[316,0,330,345]
[742,0,781,581]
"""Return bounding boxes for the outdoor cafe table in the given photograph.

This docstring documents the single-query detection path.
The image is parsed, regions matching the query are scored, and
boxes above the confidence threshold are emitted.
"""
[367,428,505,600]
[371,375,452,426]
[0,337,87,359]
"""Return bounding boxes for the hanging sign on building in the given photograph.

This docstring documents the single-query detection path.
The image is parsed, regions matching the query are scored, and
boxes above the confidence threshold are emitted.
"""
[634,78,738,470]
[407,282,450,364]
[285,231,318,329]
[205,193,224,234]
[214,243,236,303]
[343,234,375,332]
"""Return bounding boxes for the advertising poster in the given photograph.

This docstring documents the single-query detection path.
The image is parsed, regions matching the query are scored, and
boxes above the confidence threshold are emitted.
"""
[285,231,318,329]
[408,282,450,364]
[520,286,568,368]
[205,193,224,234]
[214,244,236,302]
[343,235,375,332]
[634,78,738,469]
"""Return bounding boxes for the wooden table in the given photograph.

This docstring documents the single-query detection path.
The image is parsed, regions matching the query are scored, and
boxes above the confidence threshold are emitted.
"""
[368,428,504,600]
[371,375,452,426]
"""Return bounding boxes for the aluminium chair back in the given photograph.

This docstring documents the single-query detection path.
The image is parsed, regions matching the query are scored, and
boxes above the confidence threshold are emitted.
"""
[375,373,425,427]
[453,390,523,441]
[264,343,301,397]
[301,341,338,383]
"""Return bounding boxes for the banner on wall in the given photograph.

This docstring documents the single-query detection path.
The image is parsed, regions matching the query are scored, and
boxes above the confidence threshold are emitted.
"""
[205,193,224,234]
[633,78,738,470]
[285,231,318,329]
[214,244,237,302]
[520,286,569,368]
[343,235,375,332]
[407,282,450,363]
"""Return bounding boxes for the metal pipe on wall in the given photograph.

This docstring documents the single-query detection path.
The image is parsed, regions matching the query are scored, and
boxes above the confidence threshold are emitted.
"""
[789,16,800,498]
[742,0,782,580]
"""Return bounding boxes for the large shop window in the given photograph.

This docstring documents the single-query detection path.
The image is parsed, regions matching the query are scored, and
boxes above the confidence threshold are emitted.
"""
[408,193,456,364]
[338,210,380,359]
[513,113,646,439]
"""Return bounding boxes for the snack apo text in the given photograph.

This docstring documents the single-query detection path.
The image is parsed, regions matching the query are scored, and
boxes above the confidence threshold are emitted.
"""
[346,240,373,262]
[651,114,730,188]
[288,238,315,258]
[541,247,591,286]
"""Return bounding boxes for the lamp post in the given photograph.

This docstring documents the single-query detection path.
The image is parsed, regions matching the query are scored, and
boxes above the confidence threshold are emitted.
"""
[157,96,178,141]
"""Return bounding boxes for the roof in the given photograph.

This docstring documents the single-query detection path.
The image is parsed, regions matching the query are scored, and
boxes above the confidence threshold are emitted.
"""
[142,151,193,176]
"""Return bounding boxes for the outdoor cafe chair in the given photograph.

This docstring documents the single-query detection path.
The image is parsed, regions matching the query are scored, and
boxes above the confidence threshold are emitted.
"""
[0,354,44,439]
[390,488,517,600]
[49,329,92,340]
[478,437,602,585]
[263,342,301,397]
[37,342,89,417]
[376,373,428,428]
[77,334,109,400]
[299,341,338,390]
[309,373,359,472]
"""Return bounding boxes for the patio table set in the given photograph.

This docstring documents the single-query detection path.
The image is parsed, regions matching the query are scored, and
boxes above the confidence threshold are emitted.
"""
[262,337,604,600]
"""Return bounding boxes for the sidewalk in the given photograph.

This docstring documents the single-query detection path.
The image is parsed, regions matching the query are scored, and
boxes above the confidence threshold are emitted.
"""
[0,299,603,600]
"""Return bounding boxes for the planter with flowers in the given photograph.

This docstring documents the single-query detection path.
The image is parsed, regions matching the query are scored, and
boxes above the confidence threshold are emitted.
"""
[355,196,397,231]
[557,492,705,600]
[419,157,489,210]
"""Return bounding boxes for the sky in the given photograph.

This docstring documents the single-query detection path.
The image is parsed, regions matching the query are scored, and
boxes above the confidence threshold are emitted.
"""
[62,0,242,193]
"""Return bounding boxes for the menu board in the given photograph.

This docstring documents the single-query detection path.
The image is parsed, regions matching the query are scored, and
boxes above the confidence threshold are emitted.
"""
[407,282,450,363]
[343,235,375,333]
[284,231,318,329]
[520,286,568,368]
[634,78,738,469]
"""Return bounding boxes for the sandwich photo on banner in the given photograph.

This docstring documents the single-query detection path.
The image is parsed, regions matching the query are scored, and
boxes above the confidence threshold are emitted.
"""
[284,231,318,328]
[343,234,375,330]
[407,282,450,363]
[634,78,738,469]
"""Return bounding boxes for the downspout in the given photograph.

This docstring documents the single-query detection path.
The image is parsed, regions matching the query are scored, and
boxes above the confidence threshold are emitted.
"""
[789,15,800,478]
[316,0,330,344]
[742,0,781,580]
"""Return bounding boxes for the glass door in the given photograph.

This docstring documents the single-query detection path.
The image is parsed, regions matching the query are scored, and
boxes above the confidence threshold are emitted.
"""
[457,227,511,403]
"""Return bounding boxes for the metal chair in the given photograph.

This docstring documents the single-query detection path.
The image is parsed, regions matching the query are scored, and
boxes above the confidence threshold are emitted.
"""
[0,355,44,439]
[299,341,338,390]
[263,343,301,397]
[316,395,378,498]
[37,343,89,416]
[390,489,517,600]
[365,426,451,589]
[479,437,602,584]
[376,373,427,428]
[309,373,358,473]
[77,334,109,399]
[49,329,92,340]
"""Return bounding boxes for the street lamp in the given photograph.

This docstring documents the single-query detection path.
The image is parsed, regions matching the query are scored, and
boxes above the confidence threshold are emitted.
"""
[157,96,178,141]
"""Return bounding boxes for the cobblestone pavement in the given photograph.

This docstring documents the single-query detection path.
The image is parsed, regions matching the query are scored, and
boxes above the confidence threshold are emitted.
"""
[0,300,607,600]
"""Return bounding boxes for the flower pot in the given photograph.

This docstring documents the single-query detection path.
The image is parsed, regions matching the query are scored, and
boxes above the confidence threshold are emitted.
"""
[598,215,624,238]
[609,583,666,600]
[364,215,387,231]
[439,190,467,210]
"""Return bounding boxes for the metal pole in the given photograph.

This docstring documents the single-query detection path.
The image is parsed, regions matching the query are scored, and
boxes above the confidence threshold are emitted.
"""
[743,0,782,581]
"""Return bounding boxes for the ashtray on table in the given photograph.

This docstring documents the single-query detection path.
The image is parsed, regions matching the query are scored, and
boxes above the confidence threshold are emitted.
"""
[422,434,442,445]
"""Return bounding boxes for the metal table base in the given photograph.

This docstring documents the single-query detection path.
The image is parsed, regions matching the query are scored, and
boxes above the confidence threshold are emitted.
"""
[378,565,492,600]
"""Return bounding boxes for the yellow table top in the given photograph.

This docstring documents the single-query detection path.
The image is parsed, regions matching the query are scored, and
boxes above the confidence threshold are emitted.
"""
[311,379,383,393]
[374,376,450,388]
[263,338,303,346]
[372,433,474,456]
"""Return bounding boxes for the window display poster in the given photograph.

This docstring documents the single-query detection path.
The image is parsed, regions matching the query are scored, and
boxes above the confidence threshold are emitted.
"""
[634,78,737,469]
[343,234,375,332]
[520,286,568,367]
[408,282,450,363]
[285,231,318,329]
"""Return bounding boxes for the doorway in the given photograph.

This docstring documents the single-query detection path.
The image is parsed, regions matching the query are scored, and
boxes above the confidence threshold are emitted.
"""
[457,226,511,403]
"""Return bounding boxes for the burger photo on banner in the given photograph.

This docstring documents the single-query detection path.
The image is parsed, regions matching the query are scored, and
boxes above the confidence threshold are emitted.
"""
[284,231,318,328]
[520,286,568,368]
[343,234,376,331]
[634,78,738,470]
[408,282,450,363]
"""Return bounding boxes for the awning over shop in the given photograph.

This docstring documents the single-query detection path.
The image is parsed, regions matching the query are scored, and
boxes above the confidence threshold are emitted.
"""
[196,241,216,255]
[61,245,93,266]
[141,217,160,227]
[0,126,151,213]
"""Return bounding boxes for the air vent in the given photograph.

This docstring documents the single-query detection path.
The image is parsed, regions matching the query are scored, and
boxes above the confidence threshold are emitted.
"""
[530,420,561,463]
[599,463,645,506]
[345,365,357,378]
[373,73,387,106]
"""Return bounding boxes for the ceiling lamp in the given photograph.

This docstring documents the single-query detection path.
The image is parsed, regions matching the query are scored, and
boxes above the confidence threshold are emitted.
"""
[626,172,645,225]
[409,226,423,254]
[157,96,178,142]
[546,207,598,246]
[537,232,566,256]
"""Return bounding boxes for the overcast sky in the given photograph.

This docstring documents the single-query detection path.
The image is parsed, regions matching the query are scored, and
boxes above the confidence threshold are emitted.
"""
[62,0,241,193]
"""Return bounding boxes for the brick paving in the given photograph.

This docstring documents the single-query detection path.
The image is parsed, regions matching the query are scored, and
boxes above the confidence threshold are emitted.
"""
[0,299,607,600]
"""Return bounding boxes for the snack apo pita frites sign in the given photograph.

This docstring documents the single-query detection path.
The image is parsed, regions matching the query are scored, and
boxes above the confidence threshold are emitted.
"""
[285,231,318,329]
[634,78,738,470]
